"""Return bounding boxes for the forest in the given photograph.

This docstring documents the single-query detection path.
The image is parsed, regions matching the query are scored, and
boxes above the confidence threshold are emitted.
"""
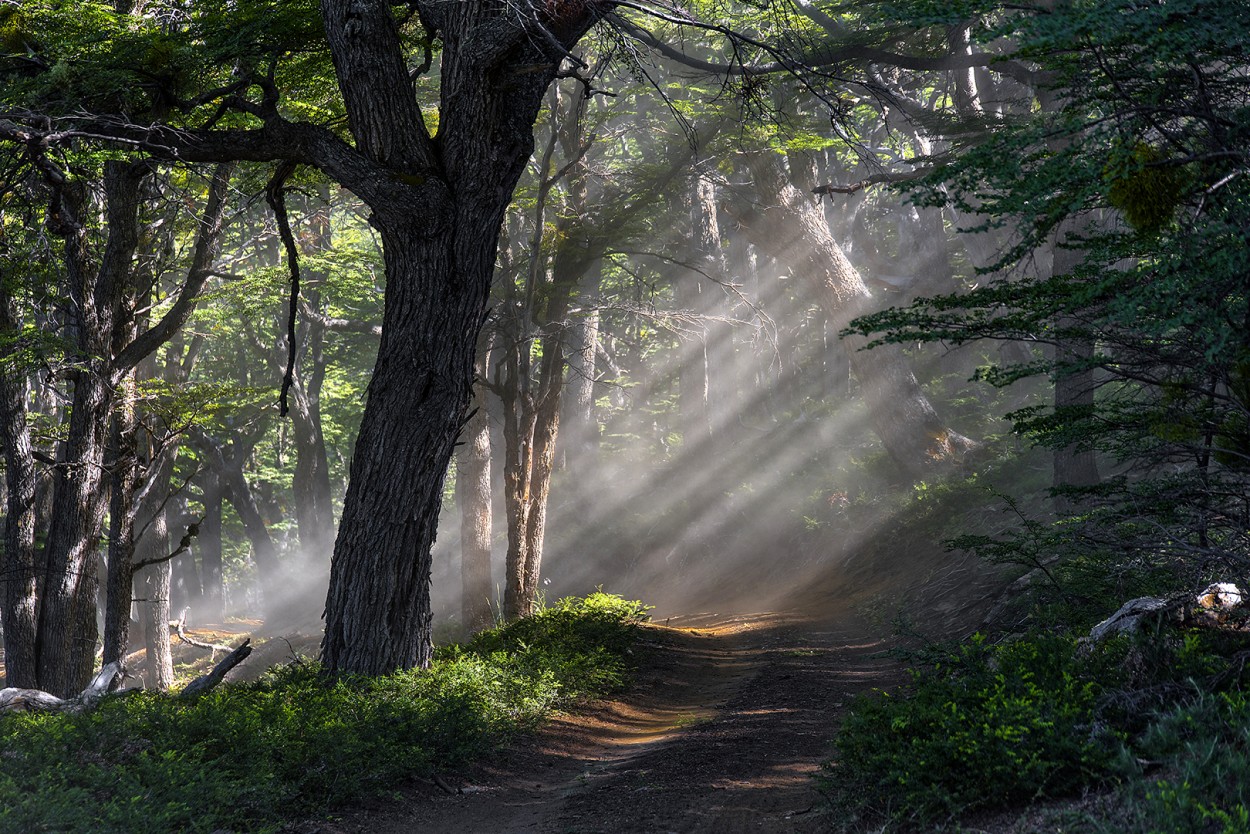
[0,0,1247,831]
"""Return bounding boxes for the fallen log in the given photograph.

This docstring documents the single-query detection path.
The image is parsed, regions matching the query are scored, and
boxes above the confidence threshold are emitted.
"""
[1,635,255,713]
[0,662,125,714]
[179,638,253,700]
[174,608,233,656]
[1079,581,1249,652]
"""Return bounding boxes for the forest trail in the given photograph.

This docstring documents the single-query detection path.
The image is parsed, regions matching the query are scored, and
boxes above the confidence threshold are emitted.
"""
[320,610,900,834]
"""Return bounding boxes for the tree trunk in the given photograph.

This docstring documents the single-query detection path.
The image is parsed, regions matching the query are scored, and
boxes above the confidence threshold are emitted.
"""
[560,304,601,469]
[457,331,494,633]
[138,507,173,691]
[197,468,225,622]
[288,207,337,563]
[194,431,282,589]
[678,178,716,448]
[313,0,603,674]
[1038,82,1101,506]
[101,380,139,669]
[0,286,39,688]
[322,222,476,673]
[737,154,976,477]
[288,326,336,562]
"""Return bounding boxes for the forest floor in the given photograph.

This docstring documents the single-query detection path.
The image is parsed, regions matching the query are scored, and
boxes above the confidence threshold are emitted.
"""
[299,546,1006,833]
[310,609,903,834]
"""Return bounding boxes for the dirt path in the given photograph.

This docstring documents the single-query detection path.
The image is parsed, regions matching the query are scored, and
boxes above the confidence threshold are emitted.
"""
[321,611,899,834]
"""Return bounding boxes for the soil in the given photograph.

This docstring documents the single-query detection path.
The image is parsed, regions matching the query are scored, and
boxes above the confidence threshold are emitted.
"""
[314,610,903,834]
[0,539,1006,832]
[301,534,1006,833]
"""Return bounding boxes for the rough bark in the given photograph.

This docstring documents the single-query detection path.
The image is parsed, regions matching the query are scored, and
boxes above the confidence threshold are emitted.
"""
[0,282,39,688]
[313,0,612,674]
[323,223,469,670]
[36,163,146,697]
[4,158,230,697]
[3,1,604,678]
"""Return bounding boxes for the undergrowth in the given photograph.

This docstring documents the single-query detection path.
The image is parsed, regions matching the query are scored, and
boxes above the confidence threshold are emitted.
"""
[824,627,1250,832]
[0,592,649,834]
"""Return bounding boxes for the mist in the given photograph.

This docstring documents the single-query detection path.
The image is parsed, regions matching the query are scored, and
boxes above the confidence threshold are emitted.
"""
[118,67,1027,666]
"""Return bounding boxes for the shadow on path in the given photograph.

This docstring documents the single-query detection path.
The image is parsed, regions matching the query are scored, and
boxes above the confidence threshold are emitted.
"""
[322,610,901,834]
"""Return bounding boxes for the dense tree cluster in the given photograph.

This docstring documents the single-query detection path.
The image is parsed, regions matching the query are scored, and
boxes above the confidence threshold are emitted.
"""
[0,0,1245,744]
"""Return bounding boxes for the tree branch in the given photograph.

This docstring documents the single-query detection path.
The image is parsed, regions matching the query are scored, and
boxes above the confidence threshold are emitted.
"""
[112,162,235,377]
[264,161,301,417]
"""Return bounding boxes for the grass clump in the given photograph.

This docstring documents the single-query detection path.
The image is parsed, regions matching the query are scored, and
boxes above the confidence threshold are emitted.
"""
[0,592,648,834]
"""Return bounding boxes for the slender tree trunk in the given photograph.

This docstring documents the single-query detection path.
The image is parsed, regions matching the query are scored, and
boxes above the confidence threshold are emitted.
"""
[1038,81,1101,505]
[457,331,494,633]
[560,304,600,468]
[138,507,173,691]
[499,239,594,620]
[289,203,336,562]
[194,431,282,588]
[197,468,225,622]
[679,178,716,448]
[288,339,335,562]
[1051,284,1101,504]
[101,379,139,668]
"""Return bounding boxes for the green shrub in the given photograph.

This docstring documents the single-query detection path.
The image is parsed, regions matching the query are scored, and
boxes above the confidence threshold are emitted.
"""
[0,592,647,834]
[1127,690,1250,834]
[827,633,1119,825]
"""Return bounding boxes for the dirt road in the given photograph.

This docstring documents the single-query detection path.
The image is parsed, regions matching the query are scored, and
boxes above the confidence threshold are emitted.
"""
[322,611,899,834]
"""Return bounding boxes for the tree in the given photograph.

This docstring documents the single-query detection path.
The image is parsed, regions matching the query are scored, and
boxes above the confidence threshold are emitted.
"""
[7,0,991,682]
[0,147,231,695]
[2,0,627,678]
[846,0,1250,599]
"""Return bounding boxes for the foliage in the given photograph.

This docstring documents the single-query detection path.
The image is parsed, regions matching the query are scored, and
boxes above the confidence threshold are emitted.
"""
[843,0,1250,603]
[827,633,1117,824]
[1124,690,1250,834]
[0,594,647,834]
[827,627,1250,830]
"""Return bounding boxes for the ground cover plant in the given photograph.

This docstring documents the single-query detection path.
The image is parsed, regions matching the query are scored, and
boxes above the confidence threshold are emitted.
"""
[825,624,1250,831]
[0,592,649,834]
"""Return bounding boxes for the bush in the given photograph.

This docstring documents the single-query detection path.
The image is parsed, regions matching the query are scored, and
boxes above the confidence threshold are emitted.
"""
[826,633,1120,825]
[826,621,1250,832]
[0,592,648,834]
